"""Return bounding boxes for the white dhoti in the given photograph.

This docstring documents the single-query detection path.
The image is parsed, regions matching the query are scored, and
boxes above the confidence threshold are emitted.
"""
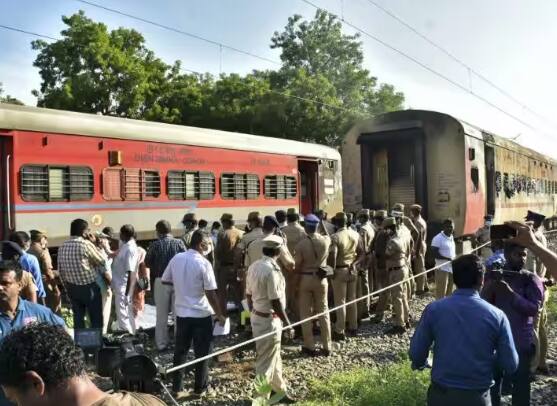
[111,271,137,334]
[251,314,286,393]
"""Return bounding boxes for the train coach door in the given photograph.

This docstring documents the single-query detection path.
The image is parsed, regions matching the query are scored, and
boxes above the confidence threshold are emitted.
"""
[0,135,12,240]
[485,146,496,216]
[298,160,318,215]
[372,149,389,209]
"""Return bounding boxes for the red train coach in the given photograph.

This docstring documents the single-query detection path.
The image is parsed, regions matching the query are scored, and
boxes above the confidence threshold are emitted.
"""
[0,103,342,246]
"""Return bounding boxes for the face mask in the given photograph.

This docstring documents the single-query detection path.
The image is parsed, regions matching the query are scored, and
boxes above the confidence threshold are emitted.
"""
[485,221,492,227]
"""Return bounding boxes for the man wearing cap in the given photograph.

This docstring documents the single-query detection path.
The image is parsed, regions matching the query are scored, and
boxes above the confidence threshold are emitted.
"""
[245,216,294,275]
[282,208,306,320]
[409,205,428,295]
[384,217,411,334]
[181,213,199,249]
[371,210,391,323]
[235,211,264,277]
[330,212,361,340]
[473,215,494,261]
[246,235,295,404]
[356,209,375,322]
[316,210,336,235]
[28,230,61,313]
[215,213,244,316]
[391,203,417,299]
[294,214,332,356]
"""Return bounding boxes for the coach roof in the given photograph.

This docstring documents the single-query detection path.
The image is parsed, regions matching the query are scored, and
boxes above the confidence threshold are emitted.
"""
[0,103,340,161]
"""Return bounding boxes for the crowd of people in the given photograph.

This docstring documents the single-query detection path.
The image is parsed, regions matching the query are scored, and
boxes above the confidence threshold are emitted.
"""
[0,204,555,405]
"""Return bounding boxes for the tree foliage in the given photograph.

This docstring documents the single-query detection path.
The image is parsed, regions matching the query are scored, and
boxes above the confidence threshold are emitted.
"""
[31,9,404,146]
[0,83,24,105]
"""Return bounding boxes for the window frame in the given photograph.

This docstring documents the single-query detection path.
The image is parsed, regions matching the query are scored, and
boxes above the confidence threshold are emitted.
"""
[264,174,298,200]
[20,164,94,202]
[101,168,161,201]
[220,173,260,200]
[167,170,215,200]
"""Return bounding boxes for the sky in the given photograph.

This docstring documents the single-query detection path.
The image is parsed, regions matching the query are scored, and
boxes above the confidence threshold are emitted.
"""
[1,0,557,157]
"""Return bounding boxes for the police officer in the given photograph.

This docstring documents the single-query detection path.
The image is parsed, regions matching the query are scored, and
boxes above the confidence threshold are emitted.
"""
[281,208,307,320]
[384,217,411,334]
[391,203,416,299]
[215,213,244,316]
[295,214,332,356]
[234,211,264,282]
[526,210,550,375]
[473,214,493,261]
[330,212,361,340]
[409,204,428,294]
[245,216,295,274]
[181,213,199,249]
[246,235,295,404]
[371,210,390,323]
[356,209,375,322]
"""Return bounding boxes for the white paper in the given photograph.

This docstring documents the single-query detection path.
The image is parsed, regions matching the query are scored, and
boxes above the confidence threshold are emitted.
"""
[241,299,249,312]
[213,317,230,336]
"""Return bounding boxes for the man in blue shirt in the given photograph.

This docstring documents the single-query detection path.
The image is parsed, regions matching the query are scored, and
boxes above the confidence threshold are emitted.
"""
[410,254,518,406]
[0,259,64,406]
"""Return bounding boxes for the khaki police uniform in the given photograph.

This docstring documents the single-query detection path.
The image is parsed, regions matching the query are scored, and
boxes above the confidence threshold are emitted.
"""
[474,225,492,260]
[331,225,360,334]
[373,228,391,317]
[412,215,428,293]
[295,232,332,352]
[531,227,549,373]
[356,220,374,320]
[246,235,295,274]
[282,220,307,318]
[246,254,288,393]
[385,226,411,328]
[215,224,244,313]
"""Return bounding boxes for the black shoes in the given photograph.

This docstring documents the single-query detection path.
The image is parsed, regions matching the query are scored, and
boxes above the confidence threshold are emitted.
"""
[346,329,358,337]
[332,331,346,341]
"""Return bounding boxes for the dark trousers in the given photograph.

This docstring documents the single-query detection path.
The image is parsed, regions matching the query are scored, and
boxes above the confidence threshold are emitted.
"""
[491,348,534,406]
[428,382,491,406]
[66,282,103,329]
[172,316,213,393]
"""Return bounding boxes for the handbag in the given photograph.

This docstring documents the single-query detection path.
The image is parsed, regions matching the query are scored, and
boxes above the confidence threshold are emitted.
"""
[308,236,334,279]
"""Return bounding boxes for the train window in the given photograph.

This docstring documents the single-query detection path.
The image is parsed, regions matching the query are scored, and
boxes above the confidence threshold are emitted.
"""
[102,168,160,200]
[264,175,297,199]
[20,165,93,202]
[470,167,479,192]
[220,173,259,200]
[167,171,215,200]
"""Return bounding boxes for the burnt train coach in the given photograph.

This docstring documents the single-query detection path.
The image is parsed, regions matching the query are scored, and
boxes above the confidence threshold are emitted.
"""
[342,110,557,236]
[0,103,342,246]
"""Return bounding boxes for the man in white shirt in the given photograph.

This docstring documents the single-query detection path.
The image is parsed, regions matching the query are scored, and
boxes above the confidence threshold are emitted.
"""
[162,231,225,398]
[431,219,457,299]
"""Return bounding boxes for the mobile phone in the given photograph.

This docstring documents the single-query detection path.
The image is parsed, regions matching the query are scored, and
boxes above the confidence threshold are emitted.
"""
[490,224,517,240]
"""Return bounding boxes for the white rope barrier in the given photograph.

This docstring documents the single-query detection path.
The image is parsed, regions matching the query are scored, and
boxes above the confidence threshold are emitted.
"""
[164,241,493,374]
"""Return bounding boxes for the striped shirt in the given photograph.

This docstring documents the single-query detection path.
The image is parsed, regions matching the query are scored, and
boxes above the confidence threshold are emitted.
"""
[58,237,105,285]
[145,234,186,279]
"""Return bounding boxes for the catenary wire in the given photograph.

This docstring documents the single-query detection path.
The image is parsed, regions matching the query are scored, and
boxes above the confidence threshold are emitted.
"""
[363,0,557,129]
[300,0,552,137]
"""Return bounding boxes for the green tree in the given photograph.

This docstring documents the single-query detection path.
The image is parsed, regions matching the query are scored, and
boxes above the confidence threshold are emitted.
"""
[270,10,404,145]
[0,83,24,105]
[31,11,175,118]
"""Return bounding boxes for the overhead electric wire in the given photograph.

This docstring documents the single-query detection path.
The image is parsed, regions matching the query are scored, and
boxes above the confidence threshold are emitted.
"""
[0,24,57,41]
[300,0,552,136]
[0,22,358,116]
[74,0,281,66]
[363,0,557,129]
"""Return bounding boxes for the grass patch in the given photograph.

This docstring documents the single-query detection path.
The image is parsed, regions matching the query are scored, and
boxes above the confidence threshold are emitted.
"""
[300,358,430,406]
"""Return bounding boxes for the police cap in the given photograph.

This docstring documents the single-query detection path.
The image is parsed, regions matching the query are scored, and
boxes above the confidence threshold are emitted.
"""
[304,214,320,225]
[382,217,397,228]
[262,234,283,249]
[525,210,545,223]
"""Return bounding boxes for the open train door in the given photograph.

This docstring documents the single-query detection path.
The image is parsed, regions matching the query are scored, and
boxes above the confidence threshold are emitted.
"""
[0,134,13,240]
[298,160,318,215]
[372,148,389,209]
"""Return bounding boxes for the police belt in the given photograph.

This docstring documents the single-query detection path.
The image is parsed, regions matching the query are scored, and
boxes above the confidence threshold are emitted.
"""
[252,309,279,318]
[335,265,351,269]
